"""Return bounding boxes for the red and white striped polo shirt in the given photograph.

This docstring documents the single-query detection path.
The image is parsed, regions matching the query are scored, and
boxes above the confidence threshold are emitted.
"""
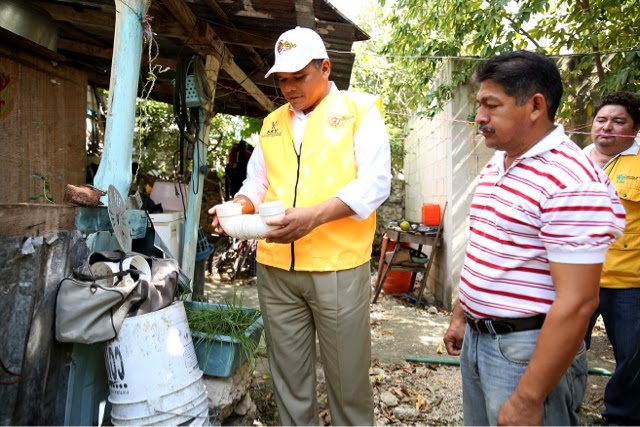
[459,125,626,319]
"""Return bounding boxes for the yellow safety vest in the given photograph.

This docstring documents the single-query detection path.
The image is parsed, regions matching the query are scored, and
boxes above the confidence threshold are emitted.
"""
[602,153,640,288]
[256,90,382,271]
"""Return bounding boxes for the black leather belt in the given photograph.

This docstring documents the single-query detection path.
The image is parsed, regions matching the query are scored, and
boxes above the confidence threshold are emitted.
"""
[465,313,546,334]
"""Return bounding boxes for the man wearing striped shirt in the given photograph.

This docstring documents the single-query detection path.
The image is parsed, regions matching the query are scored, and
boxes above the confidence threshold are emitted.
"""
[443,50,626,426]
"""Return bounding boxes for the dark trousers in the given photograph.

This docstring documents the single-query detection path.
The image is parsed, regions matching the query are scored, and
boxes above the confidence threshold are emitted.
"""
[586,288,640,425]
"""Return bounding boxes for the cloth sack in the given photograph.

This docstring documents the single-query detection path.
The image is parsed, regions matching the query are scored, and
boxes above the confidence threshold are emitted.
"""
[55,264,146,345]
[55,251,179,344]
[88,251,179,316]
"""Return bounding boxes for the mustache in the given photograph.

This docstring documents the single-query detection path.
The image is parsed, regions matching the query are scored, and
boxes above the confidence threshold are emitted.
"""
[477,124,495,134]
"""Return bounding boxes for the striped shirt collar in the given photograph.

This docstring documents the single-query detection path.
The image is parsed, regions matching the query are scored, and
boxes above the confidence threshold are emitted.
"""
[494,124,567,171]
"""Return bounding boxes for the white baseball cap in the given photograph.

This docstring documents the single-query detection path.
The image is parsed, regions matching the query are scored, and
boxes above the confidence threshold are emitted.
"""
[264,26,329,78]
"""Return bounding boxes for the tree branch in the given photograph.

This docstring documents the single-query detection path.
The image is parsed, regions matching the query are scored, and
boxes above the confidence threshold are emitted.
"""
[576,0,605,82]
[504,15,541,49]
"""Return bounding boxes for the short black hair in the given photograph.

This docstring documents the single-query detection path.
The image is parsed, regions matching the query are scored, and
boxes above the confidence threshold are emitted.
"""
[593,92,640,126]
[473,50,563,121]
[312,58,325,69]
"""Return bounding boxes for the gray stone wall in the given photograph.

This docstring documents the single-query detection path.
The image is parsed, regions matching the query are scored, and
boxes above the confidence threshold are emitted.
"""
[373,178,404,255]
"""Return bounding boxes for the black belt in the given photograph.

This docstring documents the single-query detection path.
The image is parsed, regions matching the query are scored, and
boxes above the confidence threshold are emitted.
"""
[465,313,546,334]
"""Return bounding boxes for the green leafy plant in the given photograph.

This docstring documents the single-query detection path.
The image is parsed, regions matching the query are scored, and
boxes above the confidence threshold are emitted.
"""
[30,173,54,204]
[185,291,262,375]
[357,0,640,150]
[186,301,260,340]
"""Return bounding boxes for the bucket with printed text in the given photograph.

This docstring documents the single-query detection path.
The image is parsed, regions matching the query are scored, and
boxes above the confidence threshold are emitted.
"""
[105,301,210,426]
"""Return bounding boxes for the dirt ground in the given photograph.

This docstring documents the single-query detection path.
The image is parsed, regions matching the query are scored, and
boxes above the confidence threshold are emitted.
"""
[204,277,614,426]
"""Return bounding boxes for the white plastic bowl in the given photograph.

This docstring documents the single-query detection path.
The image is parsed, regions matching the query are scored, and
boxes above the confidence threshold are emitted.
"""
[216,201,284,240]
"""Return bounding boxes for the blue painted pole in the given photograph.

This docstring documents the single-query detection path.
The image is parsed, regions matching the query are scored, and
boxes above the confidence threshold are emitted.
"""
[93,0,149,201]
[64,1,149,425]
[182,109,207,280]
[182,56,220,281]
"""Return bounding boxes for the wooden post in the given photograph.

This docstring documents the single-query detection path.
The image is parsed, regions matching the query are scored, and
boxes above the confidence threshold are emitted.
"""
[93,0,150,201]
[182,55,220,283]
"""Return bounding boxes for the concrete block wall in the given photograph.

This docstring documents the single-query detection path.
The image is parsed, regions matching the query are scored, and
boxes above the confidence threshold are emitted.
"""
[403,61,493,309]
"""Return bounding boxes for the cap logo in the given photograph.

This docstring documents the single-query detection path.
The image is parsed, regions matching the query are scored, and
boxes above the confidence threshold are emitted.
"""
[277,40,297,54]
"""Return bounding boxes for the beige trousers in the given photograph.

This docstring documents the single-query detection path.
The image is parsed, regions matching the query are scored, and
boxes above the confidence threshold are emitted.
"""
[256,263,374,426]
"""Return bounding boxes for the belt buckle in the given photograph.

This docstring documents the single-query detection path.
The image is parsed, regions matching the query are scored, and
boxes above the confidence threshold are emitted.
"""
[466,313,483,332]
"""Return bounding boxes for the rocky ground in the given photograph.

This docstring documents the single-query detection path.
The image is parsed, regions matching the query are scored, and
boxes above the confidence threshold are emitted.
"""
[204,276,614,426]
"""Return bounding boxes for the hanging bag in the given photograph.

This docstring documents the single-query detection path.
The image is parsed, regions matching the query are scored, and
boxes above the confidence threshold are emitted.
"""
[55,252,148,344]
[55,250,180,344]
[55,277,142,344]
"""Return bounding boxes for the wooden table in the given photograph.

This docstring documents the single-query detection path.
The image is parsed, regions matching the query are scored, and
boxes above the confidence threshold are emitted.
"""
[371,204,446,307]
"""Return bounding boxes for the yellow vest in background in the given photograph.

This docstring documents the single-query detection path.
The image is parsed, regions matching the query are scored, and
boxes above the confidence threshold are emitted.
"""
[256,91,382,271]
[601,153,640,288]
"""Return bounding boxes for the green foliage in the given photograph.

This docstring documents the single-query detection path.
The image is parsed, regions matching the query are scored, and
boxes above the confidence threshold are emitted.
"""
[240,117,263,139]
[185,291,262,368]
[350,2,409,171]
[133,99,256,179]
[372,0,640,145]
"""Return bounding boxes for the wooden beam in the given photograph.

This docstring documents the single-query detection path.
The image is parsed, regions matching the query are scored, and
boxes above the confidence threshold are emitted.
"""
[203,55,221,118]
[37,0,274,64]
[0,27,66,63]
[57,39,177,69]
[316,20,357,40]
[295,0,316,28]
[224,60,275,112]
[0,204,76,237]
[207,25,273,49]
[159,0,275,112]
[34,0,115,28]
[200,0,270,69]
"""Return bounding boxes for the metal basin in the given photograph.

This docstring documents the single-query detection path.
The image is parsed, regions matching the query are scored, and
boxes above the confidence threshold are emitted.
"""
[0,0,59,51]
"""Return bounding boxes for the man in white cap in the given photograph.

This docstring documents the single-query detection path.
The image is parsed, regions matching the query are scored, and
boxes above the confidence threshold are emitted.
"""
[209,26,391,425]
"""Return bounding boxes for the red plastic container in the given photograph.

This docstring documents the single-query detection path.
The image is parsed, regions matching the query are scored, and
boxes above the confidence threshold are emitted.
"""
[381,241,412,293]
[382,271,412,293]
[421,203,441,226]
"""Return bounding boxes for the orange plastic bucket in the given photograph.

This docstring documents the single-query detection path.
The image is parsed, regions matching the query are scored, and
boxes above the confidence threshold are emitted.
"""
[381,240,412,293]
[382,271,412,293]
[421,203,441,226]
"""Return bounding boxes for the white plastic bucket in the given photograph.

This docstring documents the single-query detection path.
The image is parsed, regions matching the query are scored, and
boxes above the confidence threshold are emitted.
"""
[111,390,209,426]
[109,371,205,419]
[105,302,206,424]
[190,406,211,426]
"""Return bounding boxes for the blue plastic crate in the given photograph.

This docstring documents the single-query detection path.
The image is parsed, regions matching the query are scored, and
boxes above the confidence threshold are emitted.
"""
[184,301,263,377]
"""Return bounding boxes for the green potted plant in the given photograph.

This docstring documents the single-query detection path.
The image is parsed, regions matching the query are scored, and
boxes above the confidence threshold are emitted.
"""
[184,295,263,377]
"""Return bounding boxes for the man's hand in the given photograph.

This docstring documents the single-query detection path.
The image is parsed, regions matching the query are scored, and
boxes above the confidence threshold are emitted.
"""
[263,207,318,244]
[497,391,543,426]
[262,198,356,244]
[443,303,466,356]
[207,204,225,235]
[208,196,254,235]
